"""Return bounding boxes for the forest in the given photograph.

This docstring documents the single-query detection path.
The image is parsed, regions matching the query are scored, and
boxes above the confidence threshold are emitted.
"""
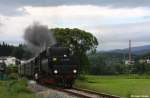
[89,52,150,75]
[0,42,32,59]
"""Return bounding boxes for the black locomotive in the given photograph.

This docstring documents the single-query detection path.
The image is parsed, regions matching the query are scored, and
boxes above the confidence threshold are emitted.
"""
[18,45,79,88]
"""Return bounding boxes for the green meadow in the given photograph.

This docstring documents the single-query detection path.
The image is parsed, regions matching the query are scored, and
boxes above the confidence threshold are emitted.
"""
[1,75,150,98]
[75,75,150,97]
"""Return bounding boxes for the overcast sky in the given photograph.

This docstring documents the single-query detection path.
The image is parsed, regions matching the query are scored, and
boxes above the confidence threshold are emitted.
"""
[0,0,150,50]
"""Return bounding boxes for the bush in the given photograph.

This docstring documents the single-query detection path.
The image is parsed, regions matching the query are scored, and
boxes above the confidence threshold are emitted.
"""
[7,79,31,94]
[8,73,19,80]
[6,66,17,74]
[77,75,87,81]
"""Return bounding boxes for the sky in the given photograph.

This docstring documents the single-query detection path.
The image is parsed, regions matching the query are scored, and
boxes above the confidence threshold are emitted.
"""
[0,0,150,51]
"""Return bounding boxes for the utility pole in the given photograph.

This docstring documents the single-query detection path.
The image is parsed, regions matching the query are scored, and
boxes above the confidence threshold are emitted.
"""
[129,40,131,63]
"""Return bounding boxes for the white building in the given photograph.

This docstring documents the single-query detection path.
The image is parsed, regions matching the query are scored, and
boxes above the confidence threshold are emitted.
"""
[146,59,150,64]
[5,57,16,66]
[0,57,6,64]
[0,56,19,66]
[139,57,150,64]
[125,60,135,65]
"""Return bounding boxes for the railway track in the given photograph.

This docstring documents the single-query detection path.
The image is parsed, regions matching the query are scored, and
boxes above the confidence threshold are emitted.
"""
[28,80,120,98]
[54,87,120,98]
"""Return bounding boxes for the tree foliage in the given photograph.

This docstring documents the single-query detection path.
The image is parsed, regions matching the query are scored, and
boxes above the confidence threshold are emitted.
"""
[51,28,98,72]
[0,42,32,59]
[52,28,98,53]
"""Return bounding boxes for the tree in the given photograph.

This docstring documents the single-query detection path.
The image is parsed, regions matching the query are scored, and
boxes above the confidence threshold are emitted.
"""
[89,54,106,75]
[0,43,32,59]
[51,28,98,73]
[11,47,24,59]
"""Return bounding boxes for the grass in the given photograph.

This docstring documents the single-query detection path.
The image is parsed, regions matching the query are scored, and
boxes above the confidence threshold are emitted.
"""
[0,78,41,98]
[75,74,150,97]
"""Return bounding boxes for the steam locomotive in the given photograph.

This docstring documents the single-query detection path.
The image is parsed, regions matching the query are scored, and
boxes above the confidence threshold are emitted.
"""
[18,45,79,88]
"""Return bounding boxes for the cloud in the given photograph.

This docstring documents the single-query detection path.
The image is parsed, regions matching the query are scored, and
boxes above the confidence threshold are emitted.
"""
[0,16,4,33]
[0,5,150,50]
[23,5,150,18]
[90,22,150,42]
[1,0,150,16]
[0,22,2,27]
[1,0,150,8]
[0,16,3,26]
[85,22,150,50]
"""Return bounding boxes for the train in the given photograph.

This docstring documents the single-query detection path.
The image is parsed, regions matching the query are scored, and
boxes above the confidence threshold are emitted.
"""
[18,45,79,88]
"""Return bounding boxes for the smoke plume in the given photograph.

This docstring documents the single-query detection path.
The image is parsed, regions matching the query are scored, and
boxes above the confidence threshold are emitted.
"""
[24,22,56,54]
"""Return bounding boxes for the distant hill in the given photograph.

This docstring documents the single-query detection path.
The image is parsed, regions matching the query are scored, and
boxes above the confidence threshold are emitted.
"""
[109,45,150,55]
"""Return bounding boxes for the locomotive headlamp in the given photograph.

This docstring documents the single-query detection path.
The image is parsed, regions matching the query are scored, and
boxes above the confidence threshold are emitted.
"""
[73,69,77,74]
[54,69,58,74]
[53,58,57,61]
[64,54,67,57]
